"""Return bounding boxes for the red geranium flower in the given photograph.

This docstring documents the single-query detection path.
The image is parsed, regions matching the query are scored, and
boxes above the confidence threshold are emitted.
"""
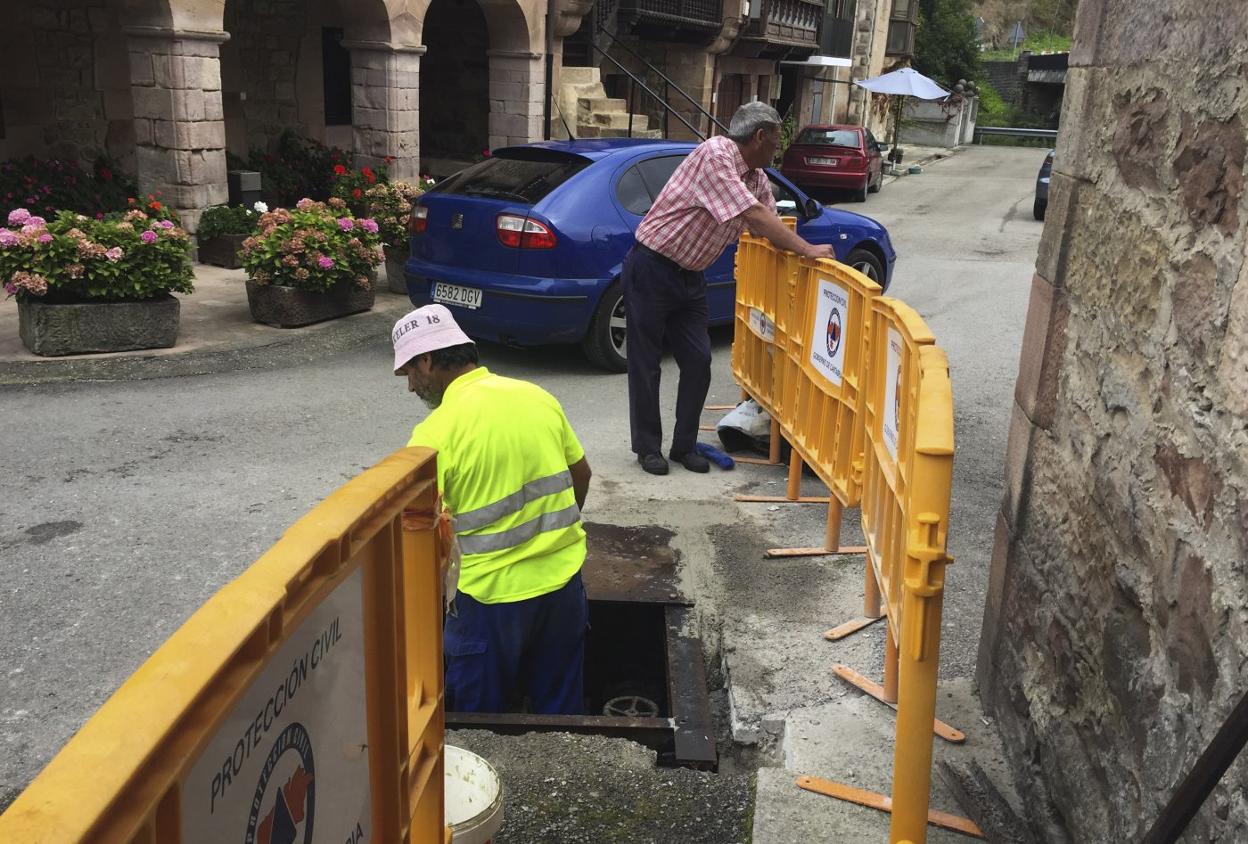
[333,164,347,176]
[362,167,376,184]
[384,156,396,164]
[352,188,362,199]
[150,200,162,210]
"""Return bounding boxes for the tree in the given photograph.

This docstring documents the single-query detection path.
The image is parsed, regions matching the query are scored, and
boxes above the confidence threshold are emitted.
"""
[913,0,982,87]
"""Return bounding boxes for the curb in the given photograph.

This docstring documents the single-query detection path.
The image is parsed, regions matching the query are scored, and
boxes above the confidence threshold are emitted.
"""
[0,299,407,387]
[881,145,965,187]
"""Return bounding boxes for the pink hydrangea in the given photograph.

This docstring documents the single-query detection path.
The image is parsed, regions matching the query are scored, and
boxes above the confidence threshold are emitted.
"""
[359,218,379,234]
[317,255,335,269]
[37,233,53,244]
[0,229,18,247]
[141,230,158,244]
[105,246,124,262]
[10,271,48,296]
[25,216,46,228]
[3,281,16,296]
[157,220,175,229]
[337,217,354,231]
[296,198,316,210]
[7,208,30,226]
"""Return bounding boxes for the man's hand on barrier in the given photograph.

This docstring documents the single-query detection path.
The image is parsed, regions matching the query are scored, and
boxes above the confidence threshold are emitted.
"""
[802,243,836,260]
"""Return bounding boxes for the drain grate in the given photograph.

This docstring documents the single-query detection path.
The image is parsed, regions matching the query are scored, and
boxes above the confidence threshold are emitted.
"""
[446,522,718,770]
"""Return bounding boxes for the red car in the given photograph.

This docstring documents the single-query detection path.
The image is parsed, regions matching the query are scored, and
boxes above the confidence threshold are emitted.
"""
[780,124,885,202]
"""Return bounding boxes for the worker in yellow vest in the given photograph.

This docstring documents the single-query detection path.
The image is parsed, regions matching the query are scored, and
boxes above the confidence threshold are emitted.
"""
[392,305,593,714]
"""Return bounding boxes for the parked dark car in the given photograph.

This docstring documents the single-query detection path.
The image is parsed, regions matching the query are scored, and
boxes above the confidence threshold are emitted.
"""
[404,139,897,372]
[1035,149,1054,220]
[779,124,885,203]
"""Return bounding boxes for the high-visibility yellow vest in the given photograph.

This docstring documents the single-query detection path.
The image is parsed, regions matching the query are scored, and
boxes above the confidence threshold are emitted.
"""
[407,367,586,604]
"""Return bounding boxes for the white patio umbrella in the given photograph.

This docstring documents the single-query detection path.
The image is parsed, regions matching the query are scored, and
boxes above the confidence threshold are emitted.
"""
[853,68,951,162]
[853,67,951,100]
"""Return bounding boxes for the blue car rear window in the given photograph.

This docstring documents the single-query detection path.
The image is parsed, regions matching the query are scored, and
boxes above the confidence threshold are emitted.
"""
[431,150,592,205]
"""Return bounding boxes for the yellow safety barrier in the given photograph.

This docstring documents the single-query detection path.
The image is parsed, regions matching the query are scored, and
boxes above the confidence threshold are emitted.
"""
[0,448,451,844]
[728,236,974,842]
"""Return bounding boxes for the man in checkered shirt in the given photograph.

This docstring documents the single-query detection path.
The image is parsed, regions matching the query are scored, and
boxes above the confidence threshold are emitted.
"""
[625,102,834,475]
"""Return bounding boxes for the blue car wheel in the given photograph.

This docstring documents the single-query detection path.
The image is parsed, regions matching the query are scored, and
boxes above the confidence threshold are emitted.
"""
[582,283,628,372]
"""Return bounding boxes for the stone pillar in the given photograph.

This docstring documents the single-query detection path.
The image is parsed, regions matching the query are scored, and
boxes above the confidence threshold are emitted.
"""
[977,0,1248,840]
[125,27,229,233]
[345,41,424,180]
[487,50,546,149]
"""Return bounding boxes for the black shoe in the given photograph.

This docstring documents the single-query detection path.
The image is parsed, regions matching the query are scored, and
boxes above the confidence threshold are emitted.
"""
[669,450,710,473]
[638,453,669,475]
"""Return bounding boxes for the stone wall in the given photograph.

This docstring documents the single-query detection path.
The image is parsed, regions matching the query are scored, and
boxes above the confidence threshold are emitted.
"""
[221,0,311,154]
[978,1,1248,841]
[0,0,133,169]
[982,59,1021,105]
[419,0,489,159]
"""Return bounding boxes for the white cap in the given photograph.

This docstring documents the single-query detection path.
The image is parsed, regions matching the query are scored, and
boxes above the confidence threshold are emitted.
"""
[391,305,474,373]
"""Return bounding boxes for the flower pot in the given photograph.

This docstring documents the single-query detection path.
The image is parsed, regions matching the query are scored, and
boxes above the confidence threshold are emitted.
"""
[197,234,249,269]
[384,245,409,295]
[245,279,375,328]
[17,295,180,356]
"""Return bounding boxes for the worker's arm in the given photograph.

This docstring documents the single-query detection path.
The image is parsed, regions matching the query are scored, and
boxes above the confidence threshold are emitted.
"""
[569,456,591,512]
[742,204,835,259]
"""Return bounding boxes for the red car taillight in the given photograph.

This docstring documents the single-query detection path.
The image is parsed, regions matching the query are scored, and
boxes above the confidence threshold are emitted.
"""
[409,205,428,234]
[496,214,556,249]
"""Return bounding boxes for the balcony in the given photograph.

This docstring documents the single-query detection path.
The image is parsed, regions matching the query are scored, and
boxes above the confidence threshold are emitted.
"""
[618,0,725,44]
[885,0,917,57]
[735,0,824,59]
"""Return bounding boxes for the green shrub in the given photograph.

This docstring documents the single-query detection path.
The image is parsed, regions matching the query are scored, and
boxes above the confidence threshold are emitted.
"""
[198,204,261,239]
[0,155,138,219]
[247,131,354,207]
[1,206,194,303]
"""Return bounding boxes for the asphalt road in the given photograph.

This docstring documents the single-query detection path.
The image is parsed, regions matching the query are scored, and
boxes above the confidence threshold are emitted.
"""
[0,144,1044,822]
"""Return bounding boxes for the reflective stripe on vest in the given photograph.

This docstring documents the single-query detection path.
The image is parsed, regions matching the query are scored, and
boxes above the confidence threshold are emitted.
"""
[453,470,573,533]
[457,503,582,556]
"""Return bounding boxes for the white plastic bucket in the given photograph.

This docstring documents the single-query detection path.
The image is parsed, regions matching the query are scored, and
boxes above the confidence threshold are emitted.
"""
[444,745,504,844]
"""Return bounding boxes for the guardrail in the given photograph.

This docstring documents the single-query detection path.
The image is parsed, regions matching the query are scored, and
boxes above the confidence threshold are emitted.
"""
[0,449,452,844]
[972,125,1059,143]
[729,237,976,843]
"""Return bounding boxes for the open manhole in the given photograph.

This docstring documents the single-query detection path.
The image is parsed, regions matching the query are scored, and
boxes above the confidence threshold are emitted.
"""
[447,523,718,770]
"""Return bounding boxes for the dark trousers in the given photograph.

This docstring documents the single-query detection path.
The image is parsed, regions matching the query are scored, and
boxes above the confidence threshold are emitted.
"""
[443,571,588,715]
[622,245,712,457]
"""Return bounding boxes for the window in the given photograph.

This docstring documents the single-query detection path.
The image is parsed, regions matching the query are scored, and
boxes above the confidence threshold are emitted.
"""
[769,176,801,216]
[434,150,592,205]
[615,167,652,216]
[614,155,687,216]
[794,128,862,149]
[322,28,353,126]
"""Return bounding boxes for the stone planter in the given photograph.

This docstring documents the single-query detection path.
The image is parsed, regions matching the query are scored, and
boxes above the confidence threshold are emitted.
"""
[197,233,248,269]
[245,279,375,328]
[18,295,180,356]
[384,245,409,294]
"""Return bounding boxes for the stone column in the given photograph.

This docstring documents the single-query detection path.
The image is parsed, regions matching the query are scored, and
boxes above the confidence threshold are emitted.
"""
[344,41,424,180]
[486,50,546,149]
[125,27,229,234]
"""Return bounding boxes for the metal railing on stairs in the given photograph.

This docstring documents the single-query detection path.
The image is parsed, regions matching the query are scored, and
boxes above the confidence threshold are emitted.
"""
[591,26,729,141]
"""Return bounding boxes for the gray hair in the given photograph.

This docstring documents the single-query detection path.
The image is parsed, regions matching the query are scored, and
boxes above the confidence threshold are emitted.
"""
[728,101,782,142]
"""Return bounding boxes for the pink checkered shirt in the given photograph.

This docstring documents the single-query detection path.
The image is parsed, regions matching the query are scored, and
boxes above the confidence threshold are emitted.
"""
[635,135,777,272]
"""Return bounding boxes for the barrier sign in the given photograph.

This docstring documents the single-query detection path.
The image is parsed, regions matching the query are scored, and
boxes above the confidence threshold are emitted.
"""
[883,327,903,460]
[809,276,850,387]
[0,449,450,844]
[183,567,370,844]
[748,307,776,343]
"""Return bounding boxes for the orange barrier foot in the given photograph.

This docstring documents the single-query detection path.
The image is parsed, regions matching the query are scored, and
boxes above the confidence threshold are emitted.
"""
[832,664,965,743]
[699,424,716,432]
[735,494,830,504]
[704,404,736,411]
[795,776,984,839]
[823,614,885,641]
[766,544,867,558]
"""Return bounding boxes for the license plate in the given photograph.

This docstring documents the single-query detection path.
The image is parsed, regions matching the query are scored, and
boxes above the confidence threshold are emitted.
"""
[809,157,839,166]
[432,282,483,310]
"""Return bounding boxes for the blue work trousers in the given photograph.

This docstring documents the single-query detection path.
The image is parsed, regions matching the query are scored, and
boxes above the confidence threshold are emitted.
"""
[444,571,588,715]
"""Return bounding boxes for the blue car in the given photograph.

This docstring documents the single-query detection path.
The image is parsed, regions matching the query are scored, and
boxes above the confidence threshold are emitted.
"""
[404,139,897,372]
